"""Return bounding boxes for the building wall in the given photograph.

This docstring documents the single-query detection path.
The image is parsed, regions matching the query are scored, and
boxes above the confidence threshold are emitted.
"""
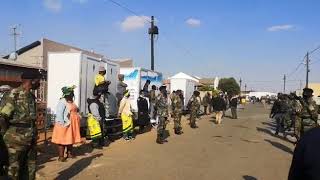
[15,44,43,68]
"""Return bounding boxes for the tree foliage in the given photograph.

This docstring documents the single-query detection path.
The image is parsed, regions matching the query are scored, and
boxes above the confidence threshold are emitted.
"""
[218,77,240,96]
[198,85,215,91]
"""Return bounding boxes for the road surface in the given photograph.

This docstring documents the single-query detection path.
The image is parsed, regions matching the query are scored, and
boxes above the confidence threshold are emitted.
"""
[37,103,294,180]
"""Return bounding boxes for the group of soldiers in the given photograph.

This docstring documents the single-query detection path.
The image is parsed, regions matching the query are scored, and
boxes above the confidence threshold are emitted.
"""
[155,88,201,144]
[270,88,319,141]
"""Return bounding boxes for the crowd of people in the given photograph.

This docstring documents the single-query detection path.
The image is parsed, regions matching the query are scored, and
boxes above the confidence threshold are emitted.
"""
[269,88,319,141]
[0,66,242,179]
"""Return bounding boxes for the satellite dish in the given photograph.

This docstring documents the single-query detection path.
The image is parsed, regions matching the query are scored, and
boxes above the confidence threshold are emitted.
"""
[8,52,18,60]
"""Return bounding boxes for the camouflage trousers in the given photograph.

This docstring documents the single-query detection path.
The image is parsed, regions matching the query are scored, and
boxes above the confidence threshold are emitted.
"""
[172,113,182,130]
[3,127,36,180]
[294,117,317,140]
[157,117,168,137]
[190,110,197,127]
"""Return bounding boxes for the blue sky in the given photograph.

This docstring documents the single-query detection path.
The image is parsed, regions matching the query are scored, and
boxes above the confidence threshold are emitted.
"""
[1,0,320,92]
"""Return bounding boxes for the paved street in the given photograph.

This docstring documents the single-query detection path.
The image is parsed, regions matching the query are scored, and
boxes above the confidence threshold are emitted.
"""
[37,103,294,180]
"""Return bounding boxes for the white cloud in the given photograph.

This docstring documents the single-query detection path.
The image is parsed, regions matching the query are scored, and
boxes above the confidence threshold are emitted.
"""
[43,0,62,12]
[121,16,151,32]
[186,18,201,27]
[267,24,295,32]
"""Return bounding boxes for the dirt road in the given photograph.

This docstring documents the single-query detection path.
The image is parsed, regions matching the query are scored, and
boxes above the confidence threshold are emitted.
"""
[37,103,294,180]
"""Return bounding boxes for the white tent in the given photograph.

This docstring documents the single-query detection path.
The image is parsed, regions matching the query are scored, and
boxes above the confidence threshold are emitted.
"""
[170,72,199,108]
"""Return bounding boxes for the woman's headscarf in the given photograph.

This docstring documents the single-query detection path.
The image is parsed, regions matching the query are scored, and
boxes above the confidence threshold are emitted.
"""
[61,85,76,98]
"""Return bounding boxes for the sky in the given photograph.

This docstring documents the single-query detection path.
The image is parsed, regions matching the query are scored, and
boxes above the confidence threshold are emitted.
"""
[1,0,320,92]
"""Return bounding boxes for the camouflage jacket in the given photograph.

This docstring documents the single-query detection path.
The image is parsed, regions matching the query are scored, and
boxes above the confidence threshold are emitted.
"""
[188,95,201,112]
[299,98,318,120]
[0,86,36,126]
[171,94,183,114]
[155,93,169,117]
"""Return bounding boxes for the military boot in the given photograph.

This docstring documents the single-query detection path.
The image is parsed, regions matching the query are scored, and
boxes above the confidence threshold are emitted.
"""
[156,134,163,144]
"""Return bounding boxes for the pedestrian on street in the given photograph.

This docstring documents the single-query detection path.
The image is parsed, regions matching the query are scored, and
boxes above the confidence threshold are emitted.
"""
[116,74,127,106]
[230,95,238,119]
[171,90,183,134]
[137,90,150,133]
[212,93,227,124]
[155,85,169,144]
[119,90,134,141]
[187,91,201,128]
[270,93,290,137]
[202,92,211,115]
[288,127,320,180]
[0,72,41,179]
[87,94,106,148]
[52,86,81,162]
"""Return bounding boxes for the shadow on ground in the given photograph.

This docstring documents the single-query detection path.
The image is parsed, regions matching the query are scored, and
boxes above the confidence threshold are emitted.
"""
[55,153,103,180]
[37,141,96,171]
[265,139,293,154]
[243,175,258,180]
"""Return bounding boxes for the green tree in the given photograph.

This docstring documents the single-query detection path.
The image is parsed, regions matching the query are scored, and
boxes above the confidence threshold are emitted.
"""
[198,85,215,91]
[218,77,240,96]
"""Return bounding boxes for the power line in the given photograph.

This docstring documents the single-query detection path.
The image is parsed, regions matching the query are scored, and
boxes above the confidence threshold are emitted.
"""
[286,54,307,78]
[106,0,151,23]
[310,45,320,55]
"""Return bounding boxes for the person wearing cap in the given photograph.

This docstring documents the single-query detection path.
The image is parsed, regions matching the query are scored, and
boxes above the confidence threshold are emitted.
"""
[155,85,169,144]
[51,85,81,162]
[95,66,107,86]
[119,90,134,141]
[295,88,319,140]
[0,72,41,179]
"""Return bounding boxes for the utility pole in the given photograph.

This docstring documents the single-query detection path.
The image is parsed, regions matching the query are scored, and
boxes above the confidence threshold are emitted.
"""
[306,52,310,88]
[239,78,242,91]
[148,16,158,71]
[245,84,247,92]
[10,25,20,52]
[283,74,286,93]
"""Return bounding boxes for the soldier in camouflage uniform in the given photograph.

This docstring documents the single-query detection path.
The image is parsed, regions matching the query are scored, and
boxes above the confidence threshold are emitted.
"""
[0,72,41,180]
[294,88,319,140]
[188,91,201,129]
[155,86,169,144]
[171,90,183,135]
